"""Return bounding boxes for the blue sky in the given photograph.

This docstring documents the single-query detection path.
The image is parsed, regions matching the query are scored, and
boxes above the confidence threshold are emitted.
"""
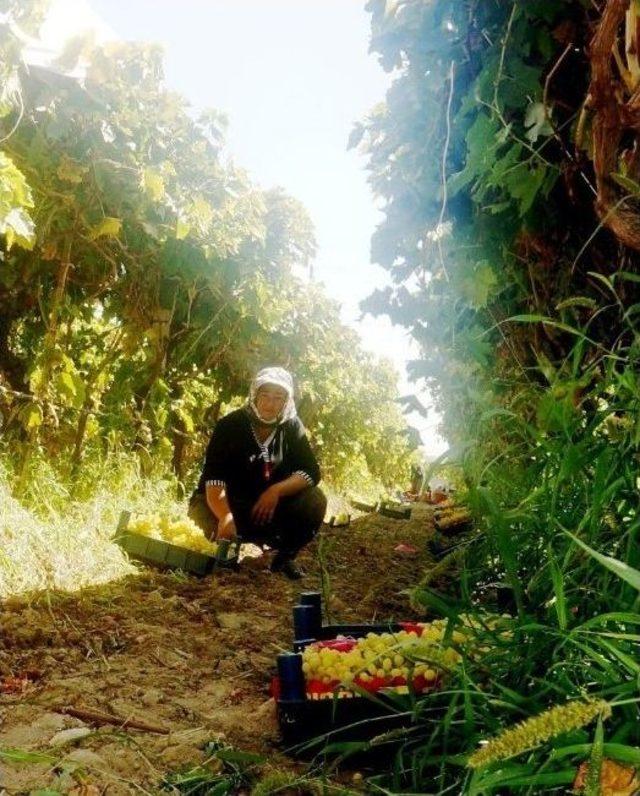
[41,0,447,454]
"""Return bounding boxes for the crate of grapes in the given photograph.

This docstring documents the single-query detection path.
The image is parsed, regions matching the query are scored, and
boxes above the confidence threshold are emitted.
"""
[114,510,239,576]
[378,502,412,520]
[433,507,472,535]
[274,593,456,748]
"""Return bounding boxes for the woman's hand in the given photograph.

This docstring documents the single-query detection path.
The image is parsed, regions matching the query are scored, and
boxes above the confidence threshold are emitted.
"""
[216,512,237,540]
[251,485,281,525]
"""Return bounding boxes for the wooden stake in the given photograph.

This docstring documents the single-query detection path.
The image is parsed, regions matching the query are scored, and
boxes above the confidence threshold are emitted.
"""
[52,704,170,735]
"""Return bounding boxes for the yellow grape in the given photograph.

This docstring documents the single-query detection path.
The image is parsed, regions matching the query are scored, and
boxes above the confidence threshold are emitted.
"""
[129,512,218,556]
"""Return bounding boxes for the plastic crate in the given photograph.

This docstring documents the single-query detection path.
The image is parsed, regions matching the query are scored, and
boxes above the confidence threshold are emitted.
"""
[114,510,239,576]
[378,505,412,520]
[350,499,378,513]
[433,513,472,535]
[276,593,434,749]
[290,594,404,649]
[277,690,409,748]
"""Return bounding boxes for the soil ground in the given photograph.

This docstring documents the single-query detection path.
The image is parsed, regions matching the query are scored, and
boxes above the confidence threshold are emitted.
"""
[0,504,435,794]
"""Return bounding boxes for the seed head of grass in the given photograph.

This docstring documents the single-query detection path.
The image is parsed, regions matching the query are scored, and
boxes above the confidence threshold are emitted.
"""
[467,698,611,769]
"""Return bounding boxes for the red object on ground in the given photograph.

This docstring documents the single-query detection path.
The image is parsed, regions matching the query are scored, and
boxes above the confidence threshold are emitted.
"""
[270,676,281,700]
[394,543,419,554]
[0,670,41,695]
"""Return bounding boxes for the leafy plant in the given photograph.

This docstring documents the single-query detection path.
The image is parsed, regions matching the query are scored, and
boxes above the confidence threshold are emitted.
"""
[352,0,640,792]
[162,741,264,795]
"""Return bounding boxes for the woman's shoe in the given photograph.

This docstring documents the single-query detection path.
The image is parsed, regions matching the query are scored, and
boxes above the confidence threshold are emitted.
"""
[270,552,303,580]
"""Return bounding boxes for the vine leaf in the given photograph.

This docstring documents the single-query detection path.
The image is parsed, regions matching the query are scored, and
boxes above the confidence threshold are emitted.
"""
[143,168,165,201]
[524,101,553,143]
[88,216,122,241]
[458,261,497,309]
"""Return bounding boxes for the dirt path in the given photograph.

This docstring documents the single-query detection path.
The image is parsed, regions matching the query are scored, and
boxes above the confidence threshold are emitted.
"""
[0,505,435,794]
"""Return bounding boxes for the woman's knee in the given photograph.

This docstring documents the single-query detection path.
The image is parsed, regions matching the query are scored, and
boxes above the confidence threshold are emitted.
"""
[286,486,327,527]
[309,487,328,524]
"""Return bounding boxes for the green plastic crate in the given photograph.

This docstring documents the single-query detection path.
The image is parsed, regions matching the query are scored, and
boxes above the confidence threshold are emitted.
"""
[114,510,239,576]
[378,505,412,520]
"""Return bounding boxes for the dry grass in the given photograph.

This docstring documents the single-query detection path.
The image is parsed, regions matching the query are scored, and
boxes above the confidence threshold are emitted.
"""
[0,458,183,598]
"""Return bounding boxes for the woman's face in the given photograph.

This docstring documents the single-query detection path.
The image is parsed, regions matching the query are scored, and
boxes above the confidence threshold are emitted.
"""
[255,383,288,421]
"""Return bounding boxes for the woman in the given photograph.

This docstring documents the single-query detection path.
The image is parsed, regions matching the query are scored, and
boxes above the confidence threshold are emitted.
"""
[189,367,326,579]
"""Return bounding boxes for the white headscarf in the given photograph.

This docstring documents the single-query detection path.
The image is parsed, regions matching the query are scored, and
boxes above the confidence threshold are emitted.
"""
[247,366,297,426]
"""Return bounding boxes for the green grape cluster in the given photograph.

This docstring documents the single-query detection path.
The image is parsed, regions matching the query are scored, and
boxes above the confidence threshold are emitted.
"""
[129,513,218,555]
[302,623,463,695]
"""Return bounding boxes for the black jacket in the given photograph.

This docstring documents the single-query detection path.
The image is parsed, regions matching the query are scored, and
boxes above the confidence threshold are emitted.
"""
[195,408,321,504]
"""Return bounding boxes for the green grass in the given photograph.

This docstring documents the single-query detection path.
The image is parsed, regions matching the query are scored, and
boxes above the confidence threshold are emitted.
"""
[314,312,640,794]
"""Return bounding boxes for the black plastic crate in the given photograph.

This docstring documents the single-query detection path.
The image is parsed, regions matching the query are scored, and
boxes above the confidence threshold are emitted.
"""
[277,593,432,751]
[291,594,403,649]
[277,691,409,748]
[114,510,238,576]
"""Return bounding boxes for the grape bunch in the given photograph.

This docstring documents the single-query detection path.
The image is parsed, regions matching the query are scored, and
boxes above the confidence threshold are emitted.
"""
[301,622,464,699]
[128,513,218,556]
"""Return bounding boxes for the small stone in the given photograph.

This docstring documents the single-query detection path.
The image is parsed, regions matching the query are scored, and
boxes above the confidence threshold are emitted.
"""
[140,687,164,706]
[216,612,252,630]
[160,744,205,767]
[49,727,92,746]
[63,748,106,768]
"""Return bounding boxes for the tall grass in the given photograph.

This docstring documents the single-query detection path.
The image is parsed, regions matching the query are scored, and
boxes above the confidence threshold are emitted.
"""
[0,452,184,598]
[328,301,640,793]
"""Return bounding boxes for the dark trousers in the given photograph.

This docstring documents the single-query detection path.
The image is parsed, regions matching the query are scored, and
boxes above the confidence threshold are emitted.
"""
[188,486,326,558]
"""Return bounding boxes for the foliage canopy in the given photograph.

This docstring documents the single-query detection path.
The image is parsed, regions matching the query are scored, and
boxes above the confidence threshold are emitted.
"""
[0,0,414,495]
